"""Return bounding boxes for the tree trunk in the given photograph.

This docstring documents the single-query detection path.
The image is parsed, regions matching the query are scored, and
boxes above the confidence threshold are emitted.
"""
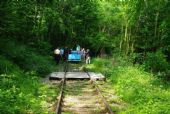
[124,22,128,55]
[119,24,124,52]
[154,12,159,38]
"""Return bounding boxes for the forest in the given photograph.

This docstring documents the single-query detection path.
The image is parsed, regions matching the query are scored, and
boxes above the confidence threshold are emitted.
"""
[0,0,170,114]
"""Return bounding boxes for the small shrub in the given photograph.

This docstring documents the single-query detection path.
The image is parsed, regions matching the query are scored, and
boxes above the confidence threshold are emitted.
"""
[144,50,169,72]
[130,53,144,64]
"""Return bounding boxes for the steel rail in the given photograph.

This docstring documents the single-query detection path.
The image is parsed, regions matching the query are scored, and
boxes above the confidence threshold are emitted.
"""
[86,71,114,114]
[56,64,113,114]
[56,63,67,114]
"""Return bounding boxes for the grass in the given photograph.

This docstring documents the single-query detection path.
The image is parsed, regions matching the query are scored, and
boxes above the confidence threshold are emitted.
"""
[85,57,170,114]
[0,39,59,113]
[0,67,60,114]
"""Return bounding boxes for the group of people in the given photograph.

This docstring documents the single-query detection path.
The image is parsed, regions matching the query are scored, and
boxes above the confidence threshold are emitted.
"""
[54,45,91,64]
[54,47,69,64]
[79,48,91,64]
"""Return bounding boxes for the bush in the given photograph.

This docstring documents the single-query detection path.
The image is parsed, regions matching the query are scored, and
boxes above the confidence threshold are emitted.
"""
[0,39,58,113]
[0,71,48,114]
[0,39,56,76]
[0,56,17,73]
[144,50,169,72]
[0,58,57,114]
[130,53,144,64]
[30,40,52,55]
[85,58,113,77]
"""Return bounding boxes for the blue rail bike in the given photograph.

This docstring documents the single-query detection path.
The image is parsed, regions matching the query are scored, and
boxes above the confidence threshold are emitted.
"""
[68,50,81,62]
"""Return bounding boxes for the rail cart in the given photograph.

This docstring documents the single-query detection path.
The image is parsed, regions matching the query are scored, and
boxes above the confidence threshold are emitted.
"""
[68,50,81,62]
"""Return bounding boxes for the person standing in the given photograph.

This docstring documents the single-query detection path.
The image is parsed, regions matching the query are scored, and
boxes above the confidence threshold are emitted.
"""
[80,48,86,61]
[76,44,80,53]
[60,47,64,61]
[85,49,91,64]
[64,47,69,61]
[54,47,61,64]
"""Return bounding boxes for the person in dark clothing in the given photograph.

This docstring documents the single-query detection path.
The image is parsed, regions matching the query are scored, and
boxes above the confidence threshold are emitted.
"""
[60,48,64,61]
[63,47,69,61]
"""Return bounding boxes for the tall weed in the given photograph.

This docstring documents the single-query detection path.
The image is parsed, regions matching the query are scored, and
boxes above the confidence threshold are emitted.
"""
[86,57,170,114]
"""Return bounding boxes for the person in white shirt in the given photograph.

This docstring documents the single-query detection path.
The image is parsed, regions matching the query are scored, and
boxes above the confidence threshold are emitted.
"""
[54,48,61,64]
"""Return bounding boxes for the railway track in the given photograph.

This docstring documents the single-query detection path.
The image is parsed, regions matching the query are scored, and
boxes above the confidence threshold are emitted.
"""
[54,63,113,114]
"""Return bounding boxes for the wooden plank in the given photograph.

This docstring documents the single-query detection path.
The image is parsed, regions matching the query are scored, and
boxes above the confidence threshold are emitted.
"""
[49,72,65,80]
[49,72,89,79]
[66,72,89,79]
[49,72,105,80]
[88,72,105,80]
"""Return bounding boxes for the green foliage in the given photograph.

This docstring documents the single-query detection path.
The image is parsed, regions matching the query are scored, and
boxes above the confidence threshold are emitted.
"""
[0,60,34,113]
[0,40,57,113]
[1,0,170,58]
[111,66,170,114]
[1,0,170,113]
[0,39,56,76]
[0,70,59,114]
[144,50,169,72]
[86,57,170,114]
[35,41,52,55]
[0,53,58,113]
[85,58,112,77]
[0,56,18,74]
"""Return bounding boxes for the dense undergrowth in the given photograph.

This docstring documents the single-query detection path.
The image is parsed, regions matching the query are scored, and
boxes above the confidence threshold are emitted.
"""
[86,57,170,114]
[0,39,58,114]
